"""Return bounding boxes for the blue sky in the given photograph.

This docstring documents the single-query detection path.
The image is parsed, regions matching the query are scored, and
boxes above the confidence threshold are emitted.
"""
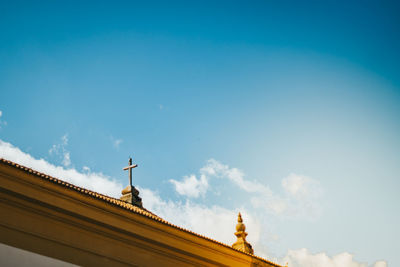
[0,1,399,266]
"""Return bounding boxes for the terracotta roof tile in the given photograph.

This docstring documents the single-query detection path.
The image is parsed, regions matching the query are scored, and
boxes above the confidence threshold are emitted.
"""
[0,157,283,267]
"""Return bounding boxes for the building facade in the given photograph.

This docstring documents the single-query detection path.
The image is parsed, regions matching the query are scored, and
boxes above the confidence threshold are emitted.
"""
[0,158,283,267]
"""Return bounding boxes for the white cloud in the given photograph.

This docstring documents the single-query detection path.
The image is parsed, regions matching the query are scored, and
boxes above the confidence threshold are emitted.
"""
[82,166,91,172]
[171,159,323,220]
[169,174,208,198]
[140,188,260,247]
[0,139,122,197]
[201,159,271,193]
[0,110,7,129]
[373,261,388,267]
[170,159,270,198]
[49,134,71,167]
[251,194,288,215]
[62,152,71,167]
[250,173,323,220]
[282,173,322,199]
[280,248,387,267]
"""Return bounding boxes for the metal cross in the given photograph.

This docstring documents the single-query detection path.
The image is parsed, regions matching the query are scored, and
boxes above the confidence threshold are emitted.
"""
[123,157,138,187]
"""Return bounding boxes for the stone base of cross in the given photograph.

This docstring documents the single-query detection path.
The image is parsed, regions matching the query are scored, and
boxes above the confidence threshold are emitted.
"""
[120,185,143,208]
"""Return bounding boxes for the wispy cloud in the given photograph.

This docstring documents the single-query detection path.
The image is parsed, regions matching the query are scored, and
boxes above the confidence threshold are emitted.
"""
[170,159,323,220]
[169,159,270,198]
[0,110,7,129]
[62,152,71,167]
[49,134,71,167]
[82,166,91,172]
[110,136,123,149]
[169,174,208,198]
[281,248,387,267]
[201,159,271,193]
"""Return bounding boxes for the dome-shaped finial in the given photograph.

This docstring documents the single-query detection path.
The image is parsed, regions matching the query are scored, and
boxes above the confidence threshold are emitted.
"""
[232,212,254,254]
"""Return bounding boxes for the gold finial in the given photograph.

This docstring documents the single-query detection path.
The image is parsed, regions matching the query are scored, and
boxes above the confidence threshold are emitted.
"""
[232,212,254,254]
[236,213,246,232]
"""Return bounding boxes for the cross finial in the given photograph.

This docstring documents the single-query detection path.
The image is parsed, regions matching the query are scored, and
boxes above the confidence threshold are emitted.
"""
[123,156,138,187]
[120,156,142,207]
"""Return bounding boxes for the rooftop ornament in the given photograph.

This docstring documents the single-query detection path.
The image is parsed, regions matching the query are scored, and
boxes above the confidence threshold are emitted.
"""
[120,156,143,208]
[232,212,254,254]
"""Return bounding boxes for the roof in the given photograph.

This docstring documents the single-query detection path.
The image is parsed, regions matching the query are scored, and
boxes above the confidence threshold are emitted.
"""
[0,157,283,267]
